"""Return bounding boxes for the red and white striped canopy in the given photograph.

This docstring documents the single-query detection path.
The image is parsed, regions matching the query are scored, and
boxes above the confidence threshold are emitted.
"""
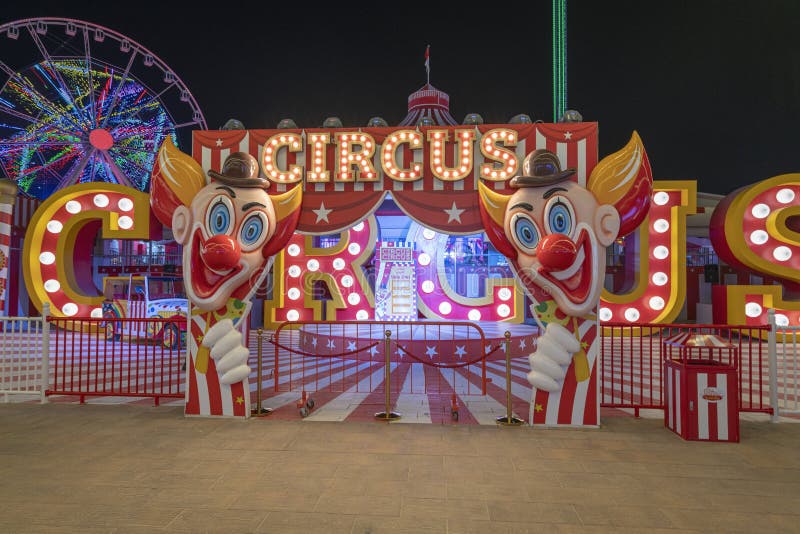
[399,84,458,126]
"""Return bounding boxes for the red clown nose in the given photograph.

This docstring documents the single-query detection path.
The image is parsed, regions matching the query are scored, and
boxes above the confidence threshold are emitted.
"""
[201,235,241,271]
[537,233,577,270]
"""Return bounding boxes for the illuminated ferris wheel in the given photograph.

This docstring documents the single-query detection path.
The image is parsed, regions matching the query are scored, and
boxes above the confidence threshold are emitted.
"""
[0,17,206,200]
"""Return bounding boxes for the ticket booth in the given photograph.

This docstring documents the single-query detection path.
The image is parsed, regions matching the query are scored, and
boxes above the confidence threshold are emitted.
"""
[663,333,740,442]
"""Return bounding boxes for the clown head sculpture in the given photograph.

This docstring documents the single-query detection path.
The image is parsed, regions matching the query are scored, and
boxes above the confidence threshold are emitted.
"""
[496,149,620,317]
[479,132,652,424]
[171,152,294,312]
[151,142,301,417]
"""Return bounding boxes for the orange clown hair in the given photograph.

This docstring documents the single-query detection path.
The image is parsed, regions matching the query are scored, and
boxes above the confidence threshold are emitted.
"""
[586,131,653,237]
[150,140,206,228]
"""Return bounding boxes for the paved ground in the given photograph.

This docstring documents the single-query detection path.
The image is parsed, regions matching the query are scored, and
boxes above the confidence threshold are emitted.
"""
[2,404,799,533]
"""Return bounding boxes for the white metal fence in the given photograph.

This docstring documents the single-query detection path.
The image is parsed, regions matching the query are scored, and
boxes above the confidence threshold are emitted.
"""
[0,303,49,403]
[768,309,800,418]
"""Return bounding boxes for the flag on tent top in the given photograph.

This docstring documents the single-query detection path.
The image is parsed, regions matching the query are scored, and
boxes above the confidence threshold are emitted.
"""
[425,45,430,83]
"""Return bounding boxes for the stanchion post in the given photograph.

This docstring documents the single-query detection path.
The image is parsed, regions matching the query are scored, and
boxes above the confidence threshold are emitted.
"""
[497,330,523,426]
[375,329,401,421]
[252,328,272,417]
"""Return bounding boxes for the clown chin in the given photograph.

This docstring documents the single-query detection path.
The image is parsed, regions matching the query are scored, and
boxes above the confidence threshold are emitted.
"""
[555,280,602,318]
[520,226,604,318]
[185,266,249,312]
[183,242,248,312]
[543,265,601,318]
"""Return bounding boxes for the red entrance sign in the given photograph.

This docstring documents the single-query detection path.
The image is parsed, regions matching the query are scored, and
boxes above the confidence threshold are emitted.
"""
[193,123,599,235]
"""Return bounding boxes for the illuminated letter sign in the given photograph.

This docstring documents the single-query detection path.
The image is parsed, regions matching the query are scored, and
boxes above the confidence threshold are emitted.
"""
[710,173,800,329]
[23,184,151,320]
[264,216,378,327]
[479,128,519,181]
[600,181,697,326]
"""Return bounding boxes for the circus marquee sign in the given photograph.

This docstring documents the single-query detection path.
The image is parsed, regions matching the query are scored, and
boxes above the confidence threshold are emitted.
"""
[192,123,598,234]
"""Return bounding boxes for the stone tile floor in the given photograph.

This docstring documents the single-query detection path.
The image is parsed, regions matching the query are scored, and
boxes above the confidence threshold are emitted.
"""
[1,403,799,533]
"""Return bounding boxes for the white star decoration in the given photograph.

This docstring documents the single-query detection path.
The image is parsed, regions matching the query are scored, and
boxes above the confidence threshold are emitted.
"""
[215,138,223,147]
[425,345,438,359]
[313,202,333,223]
[311,337,318,347]
[455,345,467,359]
[347,341,357,351]
[519,339,526,350]
[326,339,336,349]
[564,131,573,140]
[369,345,380,356]
[443,202,465,223]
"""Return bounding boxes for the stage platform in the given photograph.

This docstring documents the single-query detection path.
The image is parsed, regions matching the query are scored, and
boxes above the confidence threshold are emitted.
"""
[289,321,539,364]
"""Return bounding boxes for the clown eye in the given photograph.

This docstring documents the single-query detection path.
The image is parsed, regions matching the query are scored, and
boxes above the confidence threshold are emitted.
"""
[206,196,233,236]
[511,214,541,253]
[544,196,575,236]
[238,212,269,251]
[548,204,571,234]
[242,218,262,243]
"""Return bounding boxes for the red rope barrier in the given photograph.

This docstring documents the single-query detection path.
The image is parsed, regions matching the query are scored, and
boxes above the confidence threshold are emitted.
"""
[267,338,380,359]
[394,342,488,369]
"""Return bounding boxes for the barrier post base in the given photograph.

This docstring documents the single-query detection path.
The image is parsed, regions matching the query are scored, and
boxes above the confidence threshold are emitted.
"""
[496,415,524,426]
[251,407,273,417]
[374,411,401,421]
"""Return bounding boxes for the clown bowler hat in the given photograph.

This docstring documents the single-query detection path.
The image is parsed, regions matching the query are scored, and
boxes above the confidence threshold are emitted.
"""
[509,149,576,188]
[207,152,270,189]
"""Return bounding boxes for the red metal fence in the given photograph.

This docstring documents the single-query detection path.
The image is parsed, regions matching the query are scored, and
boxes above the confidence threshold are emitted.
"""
[47,316,185,405]
[41,314,778,420]
[601,323,772,415]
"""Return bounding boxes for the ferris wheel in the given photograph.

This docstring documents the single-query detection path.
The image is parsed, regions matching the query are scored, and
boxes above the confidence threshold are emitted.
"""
[0,17,206,200]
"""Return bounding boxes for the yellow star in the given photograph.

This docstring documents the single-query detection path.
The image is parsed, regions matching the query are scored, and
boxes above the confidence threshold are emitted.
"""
[534,404,543,413]
[235,396,244,405]
[581,341,588,350]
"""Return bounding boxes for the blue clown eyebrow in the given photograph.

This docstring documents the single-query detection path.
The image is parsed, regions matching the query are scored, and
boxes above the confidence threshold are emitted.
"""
[543,187,567,199]
[241,202,266,212]
[510,202,534,212]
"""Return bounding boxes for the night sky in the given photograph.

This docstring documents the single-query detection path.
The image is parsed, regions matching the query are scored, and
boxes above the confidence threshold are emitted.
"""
[2,0,799,196]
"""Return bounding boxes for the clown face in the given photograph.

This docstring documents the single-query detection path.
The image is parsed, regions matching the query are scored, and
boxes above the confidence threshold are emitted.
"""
[502,182,620,317]
[171,183,277,311]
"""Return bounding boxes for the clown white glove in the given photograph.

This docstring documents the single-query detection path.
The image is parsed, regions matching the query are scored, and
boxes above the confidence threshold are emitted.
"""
[202,318,251,385]
[527,322,581,392]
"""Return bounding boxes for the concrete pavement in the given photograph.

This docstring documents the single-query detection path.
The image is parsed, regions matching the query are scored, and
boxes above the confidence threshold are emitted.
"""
[1,403,799,533]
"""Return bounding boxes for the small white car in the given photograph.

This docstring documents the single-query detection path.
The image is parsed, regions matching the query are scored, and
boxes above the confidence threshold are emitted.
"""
[101,275,188,349]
